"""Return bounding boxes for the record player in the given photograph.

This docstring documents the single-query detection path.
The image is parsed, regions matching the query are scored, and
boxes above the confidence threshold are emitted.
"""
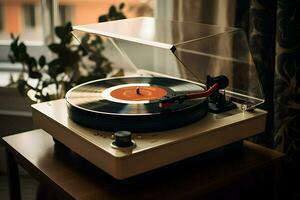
[31,17,267,179]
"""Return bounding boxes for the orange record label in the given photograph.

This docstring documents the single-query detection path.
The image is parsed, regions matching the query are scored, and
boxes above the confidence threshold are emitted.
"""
[110,86,167,101]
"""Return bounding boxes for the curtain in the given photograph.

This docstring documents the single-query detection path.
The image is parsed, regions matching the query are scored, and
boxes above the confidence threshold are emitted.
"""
[275,0,300,199]
[249,0,277,147]
[173,0,241,27]
[173,0,300,149]
[173,0,300,198]
[275,0,300,155]
[172,0,251,88]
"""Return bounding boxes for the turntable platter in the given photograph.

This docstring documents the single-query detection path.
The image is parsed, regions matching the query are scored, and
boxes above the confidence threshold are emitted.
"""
[65,77,208,132]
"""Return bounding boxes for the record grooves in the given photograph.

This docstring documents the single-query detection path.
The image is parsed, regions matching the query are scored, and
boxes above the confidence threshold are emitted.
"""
[66,77,208,132]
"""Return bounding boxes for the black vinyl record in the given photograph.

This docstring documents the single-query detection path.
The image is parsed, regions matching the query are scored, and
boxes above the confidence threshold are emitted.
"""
[66,76,208,132]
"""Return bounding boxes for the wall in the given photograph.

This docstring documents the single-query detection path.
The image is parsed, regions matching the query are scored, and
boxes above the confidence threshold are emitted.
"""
[0,87,34,173]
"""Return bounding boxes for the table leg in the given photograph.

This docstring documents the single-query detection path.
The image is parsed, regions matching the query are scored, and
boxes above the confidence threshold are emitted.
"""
[6,148,21,200]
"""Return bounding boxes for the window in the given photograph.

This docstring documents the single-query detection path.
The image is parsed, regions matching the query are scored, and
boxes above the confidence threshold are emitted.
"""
[0,0,154,62]
[0,1,43,44]
[0,0,154,44]
[0,4,3,31]
[58,0,154,25]
[23,4,36,29]
[59,5,72,25]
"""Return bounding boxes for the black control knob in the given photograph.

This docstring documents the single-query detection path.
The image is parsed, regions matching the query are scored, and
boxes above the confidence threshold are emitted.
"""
[113,131,133,148]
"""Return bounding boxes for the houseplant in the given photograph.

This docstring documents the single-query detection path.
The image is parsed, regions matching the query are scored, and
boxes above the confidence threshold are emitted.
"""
[8,3,126,103]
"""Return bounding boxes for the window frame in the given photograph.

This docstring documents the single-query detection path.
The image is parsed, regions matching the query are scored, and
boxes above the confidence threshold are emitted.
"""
[0,3,4,31]
[0,0,58,64]
[0,0,161,64]
[23,3,37,29]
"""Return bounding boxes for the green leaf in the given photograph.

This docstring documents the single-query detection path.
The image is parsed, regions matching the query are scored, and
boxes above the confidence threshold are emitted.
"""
[98,15,108,22]
[48,59,61,78]
[91,36,103,46]
[39,56,46,68]
[19,42,27,53]
[55,22,72,41]
[10,40,18,53]
[108,5,117,18]
[10,35,19,48]
[48,43,62,53]
[78,45,88,56]
[28,57,37,68]
[95,36,103,43]
[119,2,125,10]
[35,93,41,99]
[63,34,73,44]
[19,53,29,63]
[8,55,15,64]
[17,79,27,96]
[64,22,73,32]
[81,34,90,44]
[40,93,51,102]
[48,58,60,68]
[117,13,126,20]
[29,71,42,79]
[55,26,65,39]
[10,33,15,40]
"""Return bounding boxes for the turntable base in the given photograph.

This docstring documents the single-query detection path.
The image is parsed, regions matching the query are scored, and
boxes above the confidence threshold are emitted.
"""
[3,129,284,199]
[32,99,267,179]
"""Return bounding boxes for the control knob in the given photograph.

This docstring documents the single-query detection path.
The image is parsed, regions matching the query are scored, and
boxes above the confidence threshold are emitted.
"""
[113,131,133,148]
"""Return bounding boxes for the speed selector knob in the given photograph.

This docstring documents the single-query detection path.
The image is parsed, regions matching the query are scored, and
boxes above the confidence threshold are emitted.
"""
[113,131,134,148]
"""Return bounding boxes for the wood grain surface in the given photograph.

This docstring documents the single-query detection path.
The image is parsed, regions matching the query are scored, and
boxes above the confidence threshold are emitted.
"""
[2,129,284,200]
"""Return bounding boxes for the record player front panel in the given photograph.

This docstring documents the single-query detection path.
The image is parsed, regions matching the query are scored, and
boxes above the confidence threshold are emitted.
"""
[32,99,267,179]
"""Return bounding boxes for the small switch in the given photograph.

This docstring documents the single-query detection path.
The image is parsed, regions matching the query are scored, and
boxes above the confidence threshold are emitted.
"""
[113,131,133,148]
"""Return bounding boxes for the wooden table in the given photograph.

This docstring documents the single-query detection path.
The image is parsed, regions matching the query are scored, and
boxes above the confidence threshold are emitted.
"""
[2,129,284,200]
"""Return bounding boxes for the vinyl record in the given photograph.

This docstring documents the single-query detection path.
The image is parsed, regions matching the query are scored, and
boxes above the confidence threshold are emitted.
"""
[66,76,208,132]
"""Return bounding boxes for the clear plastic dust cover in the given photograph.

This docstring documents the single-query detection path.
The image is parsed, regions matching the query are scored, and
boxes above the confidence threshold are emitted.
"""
[72,17,264,110]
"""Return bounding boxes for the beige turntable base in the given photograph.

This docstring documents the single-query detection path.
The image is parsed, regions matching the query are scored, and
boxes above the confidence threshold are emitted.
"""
[32,99,266,179]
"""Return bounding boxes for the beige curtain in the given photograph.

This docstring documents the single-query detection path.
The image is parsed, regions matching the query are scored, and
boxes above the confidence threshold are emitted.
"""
[173,0,237,27]
[171,0,241,88]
